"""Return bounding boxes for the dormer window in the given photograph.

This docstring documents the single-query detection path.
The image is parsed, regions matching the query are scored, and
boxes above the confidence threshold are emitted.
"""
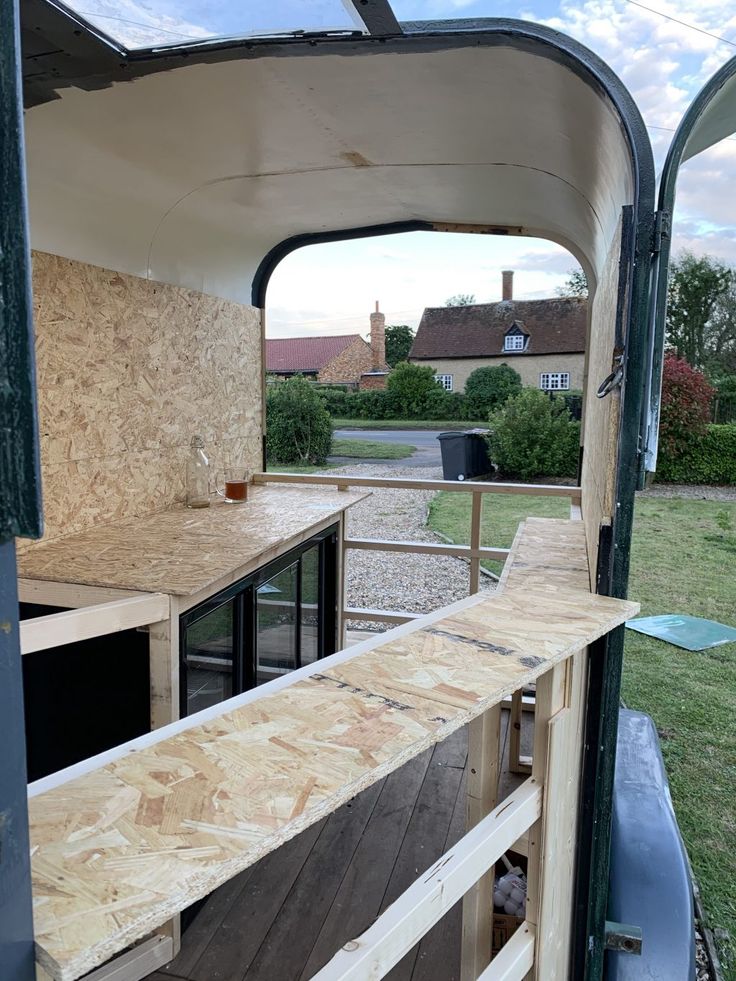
[504,323,527,352]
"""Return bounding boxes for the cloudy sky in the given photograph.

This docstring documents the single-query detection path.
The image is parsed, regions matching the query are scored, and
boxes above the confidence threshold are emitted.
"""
[267,0,736,338]
[70,0,736,337]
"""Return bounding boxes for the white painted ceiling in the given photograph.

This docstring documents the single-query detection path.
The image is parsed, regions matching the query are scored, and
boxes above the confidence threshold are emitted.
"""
[24,41,636,304]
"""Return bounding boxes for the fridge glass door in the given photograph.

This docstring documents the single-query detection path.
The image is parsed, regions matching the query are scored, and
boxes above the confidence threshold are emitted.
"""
[183,599,235,714]
[256,561,298,684]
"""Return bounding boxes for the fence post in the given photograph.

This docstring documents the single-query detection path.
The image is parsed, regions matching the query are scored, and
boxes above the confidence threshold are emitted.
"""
[461,704,502,979]
[469,492,483,595]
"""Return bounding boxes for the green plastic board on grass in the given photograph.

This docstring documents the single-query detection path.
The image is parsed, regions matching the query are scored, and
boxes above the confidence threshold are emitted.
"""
[625,614,736,652]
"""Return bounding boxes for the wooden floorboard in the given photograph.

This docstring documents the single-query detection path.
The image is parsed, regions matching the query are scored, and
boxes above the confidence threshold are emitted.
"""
[152,711,530,981]
[243,781,385,981]
[300,747,434,979]
[166,820,325,981]
[382,726,468,981]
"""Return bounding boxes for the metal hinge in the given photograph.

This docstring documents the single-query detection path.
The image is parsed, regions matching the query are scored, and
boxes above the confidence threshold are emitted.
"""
[604,920,643,955]
[652,210,671,254]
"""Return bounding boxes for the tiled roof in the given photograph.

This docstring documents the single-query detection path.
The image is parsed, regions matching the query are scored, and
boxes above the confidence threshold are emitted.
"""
[409,297,587,359]
[266,334,362,373]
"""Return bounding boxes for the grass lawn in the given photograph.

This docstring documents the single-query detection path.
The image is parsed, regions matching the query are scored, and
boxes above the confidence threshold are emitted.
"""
[331,438,416,460]
[266,461,340,473]
[427,490,572,576]
[331,418,487,430]
[623,497,736,977]
[429,490,736,974]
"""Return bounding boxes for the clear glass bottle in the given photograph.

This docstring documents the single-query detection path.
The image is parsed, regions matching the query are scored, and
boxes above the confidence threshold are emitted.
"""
[186,435,211,508]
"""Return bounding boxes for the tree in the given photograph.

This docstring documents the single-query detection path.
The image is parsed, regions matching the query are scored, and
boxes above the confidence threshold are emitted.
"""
[384,324,415,366]
[658,354,714,459]
[386,361,438,416]
[556,269,588,298]
[445,293,476,307]
[666,251,732,370]
[266,375,332,465]
[464,364,522,417]
[704,277,736,378]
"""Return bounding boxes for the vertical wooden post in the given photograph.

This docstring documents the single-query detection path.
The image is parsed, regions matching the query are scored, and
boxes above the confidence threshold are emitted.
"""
[461,703,502,981]
[148,596,182,957]
[525,662,569,980]
[337,514,348,650]
[508,690,531,775]
[148,595,180,730]
[469,491,483,595]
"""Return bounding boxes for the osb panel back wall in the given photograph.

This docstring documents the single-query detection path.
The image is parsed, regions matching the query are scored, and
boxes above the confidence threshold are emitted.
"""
[24,252,263,548]
[580,216,623,582]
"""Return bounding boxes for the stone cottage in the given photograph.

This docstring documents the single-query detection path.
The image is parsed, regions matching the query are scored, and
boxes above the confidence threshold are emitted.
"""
[266,304,390,389]
[409,271,587,393]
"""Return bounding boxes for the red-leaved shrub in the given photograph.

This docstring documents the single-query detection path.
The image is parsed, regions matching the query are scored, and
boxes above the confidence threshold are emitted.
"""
[659,354,714,458]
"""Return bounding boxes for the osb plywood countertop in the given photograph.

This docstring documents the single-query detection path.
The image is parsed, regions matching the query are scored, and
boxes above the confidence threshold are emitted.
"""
[18,485,367,597]
[28,519,639,980]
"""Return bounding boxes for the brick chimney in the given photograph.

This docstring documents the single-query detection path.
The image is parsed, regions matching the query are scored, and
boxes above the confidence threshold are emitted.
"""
[370,301,386,370]
[502,270,514,301]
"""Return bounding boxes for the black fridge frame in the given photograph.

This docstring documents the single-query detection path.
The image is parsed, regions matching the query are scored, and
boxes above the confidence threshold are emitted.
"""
[179,524,339,717]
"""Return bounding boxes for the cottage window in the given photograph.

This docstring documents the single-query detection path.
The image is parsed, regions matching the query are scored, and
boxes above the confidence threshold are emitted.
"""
[540,372,570,391]
[504,334,525,352]
[436,374,454,391]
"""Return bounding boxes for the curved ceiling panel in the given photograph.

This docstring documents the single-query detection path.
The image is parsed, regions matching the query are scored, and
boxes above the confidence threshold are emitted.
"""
[23,24,649,303]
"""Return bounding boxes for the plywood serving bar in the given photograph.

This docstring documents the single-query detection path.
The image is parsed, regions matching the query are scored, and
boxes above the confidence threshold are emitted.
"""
[18,484,368,728]
[28,518,638,981]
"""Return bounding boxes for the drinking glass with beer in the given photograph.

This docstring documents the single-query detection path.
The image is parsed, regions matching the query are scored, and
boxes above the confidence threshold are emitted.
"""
[216,467,249,503]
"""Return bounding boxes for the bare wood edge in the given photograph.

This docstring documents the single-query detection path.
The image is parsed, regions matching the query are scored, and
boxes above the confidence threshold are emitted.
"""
[66,935,174,981]
[27,591,488,799]
[476,922,535,981]
[311,779,542,981]
[20,594,170,655]
[501,694,535,712]
[255,472,581,501]
[344,538,509,562]
[18,579,143,609]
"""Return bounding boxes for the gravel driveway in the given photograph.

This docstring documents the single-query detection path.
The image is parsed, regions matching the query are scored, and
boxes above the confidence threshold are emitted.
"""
[336,463,494,629]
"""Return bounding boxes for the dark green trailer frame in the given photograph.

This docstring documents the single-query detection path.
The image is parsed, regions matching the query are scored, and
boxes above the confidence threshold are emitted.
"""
[3,2,735,977]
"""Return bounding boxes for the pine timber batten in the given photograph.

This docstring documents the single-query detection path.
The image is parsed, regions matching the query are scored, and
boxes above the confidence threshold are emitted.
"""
[19,593,169,655]
[29,534,638,981]
[343,538,510,562]
[475,923,535,980]
[255,472,582,500]
[311,778,542,980]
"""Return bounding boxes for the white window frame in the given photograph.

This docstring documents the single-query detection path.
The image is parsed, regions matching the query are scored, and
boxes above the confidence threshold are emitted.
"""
[504,334,525,352]
[539,372,570,391]
[436,374,453,391]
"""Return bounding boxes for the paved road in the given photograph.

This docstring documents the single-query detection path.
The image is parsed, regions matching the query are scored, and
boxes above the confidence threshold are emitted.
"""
[333,428,452,468]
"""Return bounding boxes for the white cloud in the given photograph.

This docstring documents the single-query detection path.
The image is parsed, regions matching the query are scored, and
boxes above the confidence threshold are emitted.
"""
[267,0,736,331]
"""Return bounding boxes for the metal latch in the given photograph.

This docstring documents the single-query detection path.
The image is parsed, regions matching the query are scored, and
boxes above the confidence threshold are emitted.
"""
[604,920,643,955]
[597,354,625,399]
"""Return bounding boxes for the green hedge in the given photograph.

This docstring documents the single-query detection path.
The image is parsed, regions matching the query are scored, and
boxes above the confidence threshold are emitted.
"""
[316,386,468,421]
[657,424,736,484]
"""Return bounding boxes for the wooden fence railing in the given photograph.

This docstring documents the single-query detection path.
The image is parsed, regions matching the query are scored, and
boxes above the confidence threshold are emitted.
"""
[253,472,582,622]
